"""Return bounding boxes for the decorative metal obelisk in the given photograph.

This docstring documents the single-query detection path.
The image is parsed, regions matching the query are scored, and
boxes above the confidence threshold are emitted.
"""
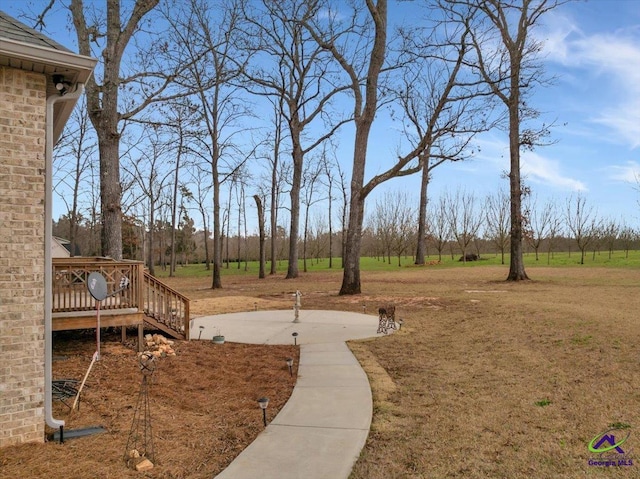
[125,352,156,469]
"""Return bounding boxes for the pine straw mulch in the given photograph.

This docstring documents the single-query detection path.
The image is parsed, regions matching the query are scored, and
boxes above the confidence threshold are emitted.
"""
[0,329,299,479]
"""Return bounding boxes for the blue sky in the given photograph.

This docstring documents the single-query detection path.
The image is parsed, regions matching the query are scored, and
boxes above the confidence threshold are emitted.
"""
[3,0,639,231]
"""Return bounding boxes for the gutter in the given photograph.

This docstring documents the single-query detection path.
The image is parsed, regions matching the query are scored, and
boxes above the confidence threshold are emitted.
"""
[44,83,85,432]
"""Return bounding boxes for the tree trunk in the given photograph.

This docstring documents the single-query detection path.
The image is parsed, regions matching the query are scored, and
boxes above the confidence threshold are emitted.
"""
[338,0,387,295]
[147,209,155,276]
[270,156,278,275]
[506,93,529,281]
[169,133,183,277]
[201,211,210,270]
[286,139,303,279]
[237,191,241,270]
[302,188,313,273]
[327,169,333,269]
[211,170,222,289]
[340,123,370,294]
[98,131,123,259]
[340,191,365,295]
[254,195,266,279]
[415,160,430,265]
[269,105,282,276]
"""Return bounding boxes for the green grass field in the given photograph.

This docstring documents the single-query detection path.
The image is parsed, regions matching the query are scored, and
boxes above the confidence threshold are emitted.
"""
[158,249,640,279]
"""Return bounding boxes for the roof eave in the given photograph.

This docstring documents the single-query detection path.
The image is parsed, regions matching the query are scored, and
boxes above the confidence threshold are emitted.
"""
[0,37,97,142]
[0,37,97,82]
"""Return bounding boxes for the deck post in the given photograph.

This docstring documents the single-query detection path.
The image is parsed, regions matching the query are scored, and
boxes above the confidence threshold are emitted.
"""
[138,324,144,352]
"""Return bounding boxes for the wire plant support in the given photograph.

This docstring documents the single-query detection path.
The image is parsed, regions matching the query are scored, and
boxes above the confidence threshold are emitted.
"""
[124,352,156,468]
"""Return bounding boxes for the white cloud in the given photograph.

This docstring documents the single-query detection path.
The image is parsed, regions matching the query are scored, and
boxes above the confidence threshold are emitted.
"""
[472,135,586,192]
[543,20,640,150]
[609,161,640,183]
[315,7,345,22]
[521,150,588,192]
[541,14,581,64]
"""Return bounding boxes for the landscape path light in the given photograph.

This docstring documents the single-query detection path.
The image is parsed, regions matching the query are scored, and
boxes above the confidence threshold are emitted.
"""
[198,325,204,340]
[257,397,269,427]
[292,332,298,346]
[286,357,294,377]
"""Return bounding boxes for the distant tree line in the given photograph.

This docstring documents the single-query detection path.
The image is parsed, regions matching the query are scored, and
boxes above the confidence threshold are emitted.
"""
[53,189,640,268]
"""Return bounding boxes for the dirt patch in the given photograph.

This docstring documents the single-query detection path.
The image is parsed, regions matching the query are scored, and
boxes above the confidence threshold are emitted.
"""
[190,295,291,317]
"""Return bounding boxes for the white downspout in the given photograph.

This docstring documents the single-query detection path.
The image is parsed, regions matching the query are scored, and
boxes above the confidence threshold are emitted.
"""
[44,83,85,431]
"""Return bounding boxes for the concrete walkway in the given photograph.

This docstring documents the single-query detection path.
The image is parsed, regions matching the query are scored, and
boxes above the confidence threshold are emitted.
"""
[190,310,383,479]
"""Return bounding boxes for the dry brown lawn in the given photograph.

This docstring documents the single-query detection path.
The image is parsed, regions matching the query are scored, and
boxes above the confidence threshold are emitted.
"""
[2,265,639,478]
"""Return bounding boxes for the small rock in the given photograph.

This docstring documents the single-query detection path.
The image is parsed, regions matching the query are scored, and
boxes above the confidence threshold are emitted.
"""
[135,458,154,471]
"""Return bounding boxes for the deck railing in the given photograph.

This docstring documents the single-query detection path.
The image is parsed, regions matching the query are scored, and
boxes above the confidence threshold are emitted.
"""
[52,258,189,339]
[143,272,190,340]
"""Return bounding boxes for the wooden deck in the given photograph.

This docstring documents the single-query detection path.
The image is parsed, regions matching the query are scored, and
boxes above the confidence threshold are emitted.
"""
[52,258,190,340]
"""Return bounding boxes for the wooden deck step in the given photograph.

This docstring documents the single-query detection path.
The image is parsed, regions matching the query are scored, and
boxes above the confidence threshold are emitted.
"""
[143,315,186,341]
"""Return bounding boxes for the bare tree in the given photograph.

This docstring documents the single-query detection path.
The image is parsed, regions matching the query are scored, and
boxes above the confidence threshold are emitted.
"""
[445,0,566,280]
[430,195,451,262]
[69,0,191,259]
[304,1,485,292]
[602,218,620,259]
[446,189,482,262]
[309,212,329,265]
[301,159,325,273]
[565,194,599,265]
[165,102,196,277]
[167,0,250,288]
[123,127,173,274]
[392,197,417,267]
[190,163,213,269]
[253,194,266,278]
[394,11,495,265]
[371,194,395,264]
[619,223,636,259]
[485,189,510,264]
[545,204,562,265]
[52,97,97,256]
[371,191,416,267]
[524,195,554,261]
[263,97,288,275]
[335,160,349,267]
[242,0,350,279]
[302,0,388,294]
[321,147,337,268]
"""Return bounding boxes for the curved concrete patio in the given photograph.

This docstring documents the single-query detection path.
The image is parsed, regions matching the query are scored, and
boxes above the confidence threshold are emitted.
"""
[190,310,384,479]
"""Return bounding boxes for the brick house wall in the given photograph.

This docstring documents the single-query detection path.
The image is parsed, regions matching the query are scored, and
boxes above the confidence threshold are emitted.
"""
[0,65,47,447]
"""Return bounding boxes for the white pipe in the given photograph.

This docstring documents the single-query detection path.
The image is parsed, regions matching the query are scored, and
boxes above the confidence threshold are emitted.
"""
[44,83,85,430]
